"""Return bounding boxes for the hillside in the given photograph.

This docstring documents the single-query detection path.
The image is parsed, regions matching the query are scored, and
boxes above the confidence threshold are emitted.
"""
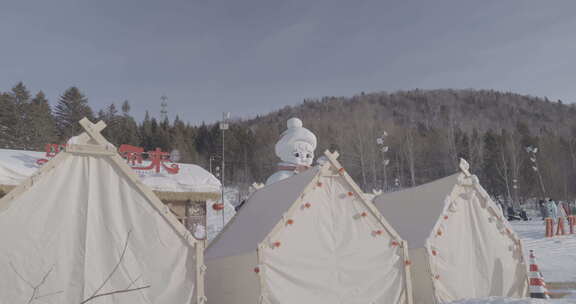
[234,89,576,204]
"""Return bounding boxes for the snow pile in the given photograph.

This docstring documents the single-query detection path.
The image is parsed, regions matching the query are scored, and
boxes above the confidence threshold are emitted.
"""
[511,220,576,283]
[133,162,220,194]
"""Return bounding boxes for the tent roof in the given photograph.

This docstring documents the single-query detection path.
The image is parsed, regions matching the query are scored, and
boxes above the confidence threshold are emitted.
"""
[206,167,320,259]
[0,148,220,200]
[373,173,460,248]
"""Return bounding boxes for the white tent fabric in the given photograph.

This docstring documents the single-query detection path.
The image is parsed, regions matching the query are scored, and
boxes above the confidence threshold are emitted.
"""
[206,151,411,304]
[0,119,203,304]
[373,172,529,304]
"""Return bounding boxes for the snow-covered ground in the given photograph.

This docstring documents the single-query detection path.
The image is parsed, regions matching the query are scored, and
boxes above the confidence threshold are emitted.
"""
[512,220,576,283]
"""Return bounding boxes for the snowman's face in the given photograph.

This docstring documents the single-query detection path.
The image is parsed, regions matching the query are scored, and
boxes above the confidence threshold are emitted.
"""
[282,141,314,166]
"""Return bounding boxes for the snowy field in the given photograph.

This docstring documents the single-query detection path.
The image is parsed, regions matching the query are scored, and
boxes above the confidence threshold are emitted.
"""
[448,219,576,303]
[512,220,576,283]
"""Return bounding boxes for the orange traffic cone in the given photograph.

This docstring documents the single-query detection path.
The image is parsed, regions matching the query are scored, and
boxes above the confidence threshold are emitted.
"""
[528,250,550,299]
[545,218,554,237]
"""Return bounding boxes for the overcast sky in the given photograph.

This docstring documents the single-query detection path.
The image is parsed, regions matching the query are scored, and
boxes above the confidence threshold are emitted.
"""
[1,0,575,124]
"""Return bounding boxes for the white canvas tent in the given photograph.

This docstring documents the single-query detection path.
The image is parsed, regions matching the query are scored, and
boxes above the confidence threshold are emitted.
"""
[372,160,529,304]
[0,119,206,304]
[206,151,413,304]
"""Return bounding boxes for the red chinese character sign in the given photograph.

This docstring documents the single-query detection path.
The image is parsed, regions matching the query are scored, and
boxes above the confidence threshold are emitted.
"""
[119,145,179,174]
[118,144,144,165]
[37,144,179,175]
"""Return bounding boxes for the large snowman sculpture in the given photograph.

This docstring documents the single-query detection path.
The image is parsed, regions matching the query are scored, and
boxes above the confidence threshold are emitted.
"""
[266,118,317,185]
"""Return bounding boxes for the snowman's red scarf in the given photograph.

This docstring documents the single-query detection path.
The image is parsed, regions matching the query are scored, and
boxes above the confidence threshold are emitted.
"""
[277,164,310,172]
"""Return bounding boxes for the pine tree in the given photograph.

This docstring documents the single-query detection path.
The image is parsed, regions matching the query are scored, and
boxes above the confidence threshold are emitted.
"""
[140,111,154,150]
[170,115,199,163]
[54,87,94,140]
[150,117,170,151]
[117,100,140,146]
[10,82,33,148]
[121,100,131,115]
[100,103,122,145]
[0,93,17,148]
[28,91,58,149]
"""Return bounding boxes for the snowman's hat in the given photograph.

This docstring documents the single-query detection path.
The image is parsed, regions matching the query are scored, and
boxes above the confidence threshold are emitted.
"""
[275,118,317,157]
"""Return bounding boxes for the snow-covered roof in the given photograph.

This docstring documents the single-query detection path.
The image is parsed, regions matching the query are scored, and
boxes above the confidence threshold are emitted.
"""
[0,148,221,199]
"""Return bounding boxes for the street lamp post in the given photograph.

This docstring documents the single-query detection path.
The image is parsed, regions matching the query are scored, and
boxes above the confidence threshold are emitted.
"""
[219,112,230,229]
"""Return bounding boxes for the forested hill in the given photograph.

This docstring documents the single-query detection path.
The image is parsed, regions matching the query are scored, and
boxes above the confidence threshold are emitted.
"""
[1,83,575,204]
[242,89,576,203]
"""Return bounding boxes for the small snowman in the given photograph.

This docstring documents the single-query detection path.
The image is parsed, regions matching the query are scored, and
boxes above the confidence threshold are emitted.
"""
[265,118,317,185]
